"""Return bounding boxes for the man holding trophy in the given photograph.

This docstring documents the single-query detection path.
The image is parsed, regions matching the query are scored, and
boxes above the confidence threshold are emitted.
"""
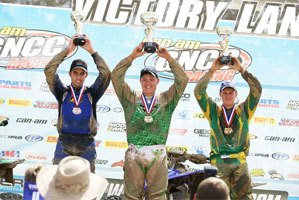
[111,41,188,199]
[44,11,111,172]
[194,27,262,199]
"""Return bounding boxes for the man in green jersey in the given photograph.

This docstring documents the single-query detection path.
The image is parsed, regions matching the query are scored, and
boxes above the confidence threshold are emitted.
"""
[112,43,188,200]
[194,56,262,199]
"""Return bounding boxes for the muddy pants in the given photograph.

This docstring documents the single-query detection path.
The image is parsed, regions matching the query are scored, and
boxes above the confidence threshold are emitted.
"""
[123,144,168,200]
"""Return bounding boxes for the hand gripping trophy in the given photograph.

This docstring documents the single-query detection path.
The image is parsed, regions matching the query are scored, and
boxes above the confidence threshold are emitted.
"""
[216,26,233,65]
[141,10,159,53]
[71,10,86,46]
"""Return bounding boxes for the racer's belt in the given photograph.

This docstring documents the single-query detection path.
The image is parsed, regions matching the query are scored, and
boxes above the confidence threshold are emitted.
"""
[211,152,246,164]
[220,152,246,160]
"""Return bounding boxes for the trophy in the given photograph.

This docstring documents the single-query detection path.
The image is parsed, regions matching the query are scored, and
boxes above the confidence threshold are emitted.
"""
[141,11,159,53]
[71,10,86,46]
[216,26,233,65]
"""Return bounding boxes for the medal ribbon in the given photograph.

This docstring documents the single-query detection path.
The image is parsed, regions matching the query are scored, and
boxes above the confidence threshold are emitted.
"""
[141,93,157,115]
[70,85,85,107]
[222,105,236,127]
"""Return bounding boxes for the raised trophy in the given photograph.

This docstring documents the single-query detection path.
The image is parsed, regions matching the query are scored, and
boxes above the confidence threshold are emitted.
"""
[216,26,233,65]
[141,11,159,53]
[71,10,86,46]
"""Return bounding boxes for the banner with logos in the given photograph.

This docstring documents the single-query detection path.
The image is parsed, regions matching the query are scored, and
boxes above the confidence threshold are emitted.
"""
[0,1,298,199]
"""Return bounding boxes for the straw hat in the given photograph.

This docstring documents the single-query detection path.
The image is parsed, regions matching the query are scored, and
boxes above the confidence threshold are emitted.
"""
[36,156,108,200]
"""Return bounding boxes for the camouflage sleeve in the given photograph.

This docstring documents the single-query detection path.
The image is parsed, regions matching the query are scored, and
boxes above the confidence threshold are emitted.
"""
[44,48,68,100]
[89,52,111,101]
[194,70,217,122]
[111,57,136,108]
[159,60,188,106]
[240,70,262,120]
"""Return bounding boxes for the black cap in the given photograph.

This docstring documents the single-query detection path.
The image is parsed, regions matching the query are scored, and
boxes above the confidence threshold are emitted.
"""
[140,67,158,78]
[70,59,87,72]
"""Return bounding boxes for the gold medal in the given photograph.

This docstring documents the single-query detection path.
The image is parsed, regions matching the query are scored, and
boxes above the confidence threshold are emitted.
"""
[144,115,153,123]
[72,107,82,115]
[224,127,233,135]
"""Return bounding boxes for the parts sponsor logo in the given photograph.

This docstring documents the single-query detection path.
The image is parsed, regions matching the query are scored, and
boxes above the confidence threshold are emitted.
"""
[104,141,128,149]
[293,154,299,161]
[250,134,258,140]
[0,27,72,70]
[251,169,265,177]
[252,189,288,200]
[254,117,276,124]
[39,82,50,92]
[287,100,299,110]
[0,98,5,105]
[1,150,20,158]
[190,146,209,155]
[25,134,43,142]
[95,159,108,165]
[272,152,289,160]
[111,160,124,168]
[265,136,295,143]
[268,170,284,180]
[95,140,102,148]
[287,173,299,179]
[258,99,279,108]
[104,88,116,95]
[107,122,126,132]
[278,118,299,127]
[180,93,191,102]
[249,153,269,158]
[96,105,111,113]
[113,107,123,113]
[194,129,210,137]
[169,128,187,135]
[0,176,24,193]
[7,99,31,107]
[145,43,251,83]
[16,118,47,125]
[0,80,31,90]
[0,135,22,140]
[193,113,206,119]
[25,153,48,161]
[174,110,192,120]
[102,178,123,199]
[34,101,58,109]
[46,136,58,143]
[166,146,188,153]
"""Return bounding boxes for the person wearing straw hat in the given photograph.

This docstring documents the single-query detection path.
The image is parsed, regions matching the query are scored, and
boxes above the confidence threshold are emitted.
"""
[36,156,108,200]
[44,34,111,172]
[112,42,188,200]
[194,56,262,199]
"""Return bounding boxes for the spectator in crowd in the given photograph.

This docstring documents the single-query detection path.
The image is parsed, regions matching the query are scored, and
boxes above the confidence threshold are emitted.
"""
[36,156,108,200]
[194,177,230,200]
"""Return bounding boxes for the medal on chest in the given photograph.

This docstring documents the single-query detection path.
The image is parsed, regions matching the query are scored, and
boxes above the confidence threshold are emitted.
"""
[70,85,85,115]
[222,105,236,135]
[141,93,157,123]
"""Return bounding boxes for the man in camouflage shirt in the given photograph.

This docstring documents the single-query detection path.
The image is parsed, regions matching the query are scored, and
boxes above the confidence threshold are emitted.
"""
[194,56,262,199]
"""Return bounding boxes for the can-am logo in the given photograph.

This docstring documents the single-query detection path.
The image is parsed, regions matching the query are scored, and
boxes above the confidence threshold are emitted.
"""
[144,43,251,83]
[0,27,73,70]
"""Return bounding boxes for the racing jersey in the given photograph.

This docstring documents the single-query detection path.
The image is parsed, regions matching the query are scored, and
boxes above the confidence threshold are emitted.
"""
[44,48,111,137]
[194,70,262,161]
[112,57,188,146]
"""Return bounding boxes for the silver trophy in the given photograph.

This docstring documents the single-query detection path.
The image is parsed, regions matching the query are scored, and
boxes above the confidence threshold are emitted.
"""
[141,11,159,53]
[216,26,233,65]
[71,10,86,46]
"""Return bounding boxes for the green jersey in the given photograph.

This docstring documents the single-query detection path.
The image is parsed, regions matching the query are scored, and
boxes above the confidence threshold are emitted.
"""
[194,70,262,162]
[112,57,188,146]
